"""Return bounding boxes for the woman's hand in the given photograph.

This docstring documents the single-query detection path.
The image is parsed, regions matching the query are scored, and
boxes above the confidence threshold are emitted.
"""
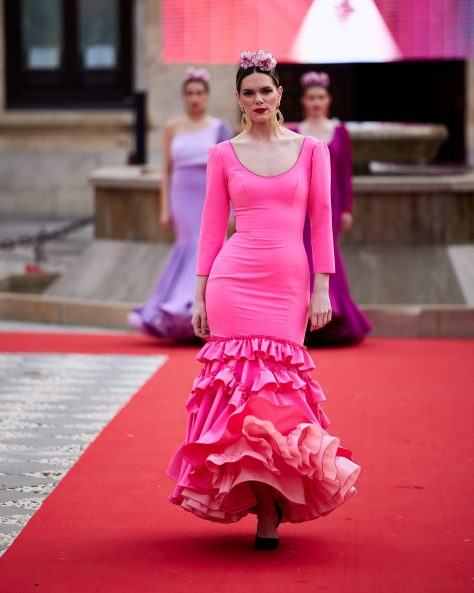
[341,212,353,233]
[308,275,332,331]
[192,299,209,339]
[309,292,332,330]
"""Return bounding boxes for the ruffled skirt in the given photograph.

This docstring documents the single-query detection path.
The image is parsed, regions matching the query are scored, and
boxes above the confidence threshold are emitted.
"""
[167,335,361,523]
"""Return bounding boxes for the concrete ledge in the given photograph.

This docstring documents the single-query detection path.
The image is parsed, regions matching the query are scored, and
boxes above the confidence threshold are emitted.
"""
[0,293,130,330]
[1,293,473,337]
[89,166,162,191]
[0,111,133,133]
[91,168,474,194]
[353,172,474,193]
[363,304,474,338]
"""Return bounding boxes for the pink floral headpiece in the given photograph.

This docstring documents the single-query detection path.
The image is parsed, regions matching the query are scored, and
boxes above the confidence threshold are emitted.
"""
[300,71,330,88]
[240,50,277,72]
[185,67,210,83]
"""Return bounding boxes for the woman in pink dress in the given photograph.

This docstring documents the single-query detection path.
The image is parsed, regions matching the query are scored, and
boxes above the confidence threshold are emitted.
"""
[167,51,361,551]
[292,71,371,346]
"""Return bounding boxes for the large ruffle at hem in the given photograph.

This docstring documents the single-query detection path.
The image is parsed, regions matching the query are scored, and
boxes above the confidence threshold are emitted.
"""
[167,335,361,523]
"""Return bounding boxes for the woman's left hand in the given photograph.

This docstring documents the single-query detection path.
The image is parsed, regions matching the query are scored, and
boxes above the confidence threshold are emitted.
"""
[308,291,332,331]
[341,212,353,233]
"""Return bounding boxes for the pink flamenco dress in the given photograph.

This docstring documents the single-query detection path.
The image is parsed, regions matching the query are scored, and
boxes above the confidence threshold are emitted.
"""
[167,137,361,524]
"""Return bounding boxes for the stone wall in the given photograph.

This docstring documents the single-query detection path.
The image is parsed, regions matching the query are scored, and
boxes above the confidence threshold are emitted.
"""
[0,0,472,217]
[0,112,133,217]
[145,0,237,155]
[0,0,237,218]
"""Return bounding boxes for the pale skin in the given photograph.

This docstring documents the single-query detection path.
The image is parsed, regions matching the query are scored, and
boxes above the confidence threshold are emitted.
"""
[299,85,353,233]
[160,80,215,232]
[192,72,333,540]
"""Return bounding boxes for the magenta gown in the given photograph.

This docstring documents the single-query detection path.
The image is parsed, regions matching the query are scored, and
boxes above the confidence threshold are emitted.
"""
[167,137,361,524]
[297,123,371,345]
[128,118,231,340]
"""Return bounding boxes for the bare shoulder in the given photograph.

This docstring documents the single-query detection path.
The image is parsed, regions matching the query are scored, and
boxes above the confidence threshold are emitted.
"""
[165,116,185,134]
[278,128,307,150]
[229,131,247,146]
[280,127,302,140]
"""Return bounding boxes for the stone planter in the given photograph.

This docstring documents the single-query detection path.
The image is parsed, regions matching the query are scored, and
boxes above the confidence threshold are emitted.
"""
[346,122,449,174]
[89,166,174,243]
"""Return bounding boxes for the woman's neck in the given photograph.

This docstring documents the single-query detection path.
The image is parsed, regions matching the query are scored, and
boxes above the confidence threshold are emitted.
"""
[246,121,281,142]
[186,112,208,122]
[305,115,330,125]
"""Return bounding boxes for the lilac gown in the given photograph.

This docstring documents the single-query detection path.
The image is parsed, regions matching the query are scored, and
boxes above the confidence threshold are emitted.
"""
[128,118,231,340]
[296,123,371,345]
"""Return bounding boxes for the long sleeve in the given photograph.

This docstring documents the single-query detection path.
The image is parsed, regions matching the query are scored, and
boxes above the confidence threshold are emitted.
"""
[196,146,230,275]
[308,140,335,274]
[339,124,353,213]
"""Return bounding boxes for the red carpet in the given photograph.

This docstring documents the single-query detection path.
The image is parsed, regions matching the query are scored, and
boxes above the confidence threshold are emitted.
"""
[0,333,473,593]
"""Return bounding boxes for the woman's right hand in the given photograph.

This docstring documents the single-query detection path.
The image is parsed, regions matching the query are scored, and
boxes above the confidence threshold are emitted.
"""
[341,212,353,233]
[192,300,209,339]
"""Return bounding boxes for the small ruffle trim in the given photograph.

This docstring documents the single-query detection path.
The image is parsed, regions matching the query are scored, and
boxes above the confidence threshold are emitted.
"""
[167,334,361,524]
[197,334,314,371]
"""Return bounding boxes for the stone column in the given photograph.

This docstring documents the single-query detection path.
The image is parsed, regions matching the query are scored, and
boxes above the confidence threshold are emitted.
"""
[145,0,238,159]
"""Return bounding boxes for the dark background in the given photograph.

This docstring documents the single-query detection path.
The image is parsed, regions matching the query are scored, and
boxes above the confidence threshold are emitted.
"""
[279,60,466,164]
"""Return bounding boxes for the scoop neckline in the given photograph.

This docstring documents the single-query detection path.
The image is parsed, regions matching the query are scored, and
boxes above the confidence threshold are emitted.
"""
[227,136,307,178]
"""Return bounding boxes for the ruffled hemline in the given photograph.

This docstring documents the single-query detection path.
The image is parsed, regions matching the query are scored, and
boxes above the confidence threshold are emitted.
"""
[167,335,361,524]
[128,309,195,340]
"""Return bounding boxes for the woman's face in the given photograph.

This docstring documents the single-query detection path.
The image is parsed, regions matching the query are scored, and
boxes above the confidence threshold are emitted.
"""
[236,72,283,125]
[182,81,209,115]
[301,86,331,118]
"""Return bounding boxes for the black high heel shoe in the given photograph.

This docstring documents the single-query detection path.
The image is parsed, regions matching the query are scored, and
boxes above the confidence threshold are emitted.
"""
[255,501,283,551]
[275,500,283,527]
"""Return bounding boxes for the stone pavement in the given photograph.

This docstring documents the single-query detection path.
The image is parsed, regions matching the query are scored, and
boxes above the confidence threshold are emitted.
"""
[0,322,166,555]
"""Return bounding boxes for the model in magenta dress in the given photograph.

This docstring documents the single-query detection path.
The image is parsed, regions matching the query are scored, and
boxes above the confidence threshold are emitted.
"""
[167,136,361,523]
[294,123,372,345]
[128,118,231,339]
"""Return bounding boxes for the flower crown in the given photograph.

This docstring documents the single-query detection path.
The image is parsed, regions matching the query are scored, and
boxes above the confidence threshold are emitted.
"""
[185,67,210,83]
[240,50,277,72]
[300,71,330,88]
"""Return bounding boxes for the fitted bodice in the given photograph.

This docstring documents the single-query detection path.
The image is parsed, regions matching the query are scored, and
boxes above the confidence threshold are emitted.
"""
[171,119,229,170]
[221,139,310,240]
[196,136,335,278]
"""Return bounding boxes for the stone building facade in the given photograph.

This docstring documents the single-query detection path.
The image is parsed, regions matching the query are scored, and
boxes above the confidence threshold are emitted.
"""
[0,0,236,217]
[0,0,473,218]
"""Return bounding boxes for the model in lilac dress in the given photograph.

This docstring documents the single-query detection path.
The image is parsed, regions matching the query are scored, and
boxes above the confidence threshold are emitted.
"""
[294,122,371,345]
[128,118,231,339]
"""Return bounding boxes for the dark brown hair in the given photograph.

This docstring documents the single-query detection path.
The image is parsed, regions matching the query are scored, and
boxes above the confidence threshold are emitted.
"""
[182,78,210,93]
[236,66,280,92]
[301,83,331,98]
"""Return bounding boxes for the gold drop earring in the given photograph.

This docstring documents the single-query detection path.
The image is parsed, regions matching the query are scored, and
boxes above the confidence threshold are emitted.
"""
[240,108,252,133]
[274,102,284,127]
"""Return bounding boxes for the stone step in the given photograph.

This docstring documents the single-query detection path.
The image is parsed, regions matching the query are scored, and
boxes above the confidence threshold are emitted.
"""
[0,292,473,338]
[45,239,171,303]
